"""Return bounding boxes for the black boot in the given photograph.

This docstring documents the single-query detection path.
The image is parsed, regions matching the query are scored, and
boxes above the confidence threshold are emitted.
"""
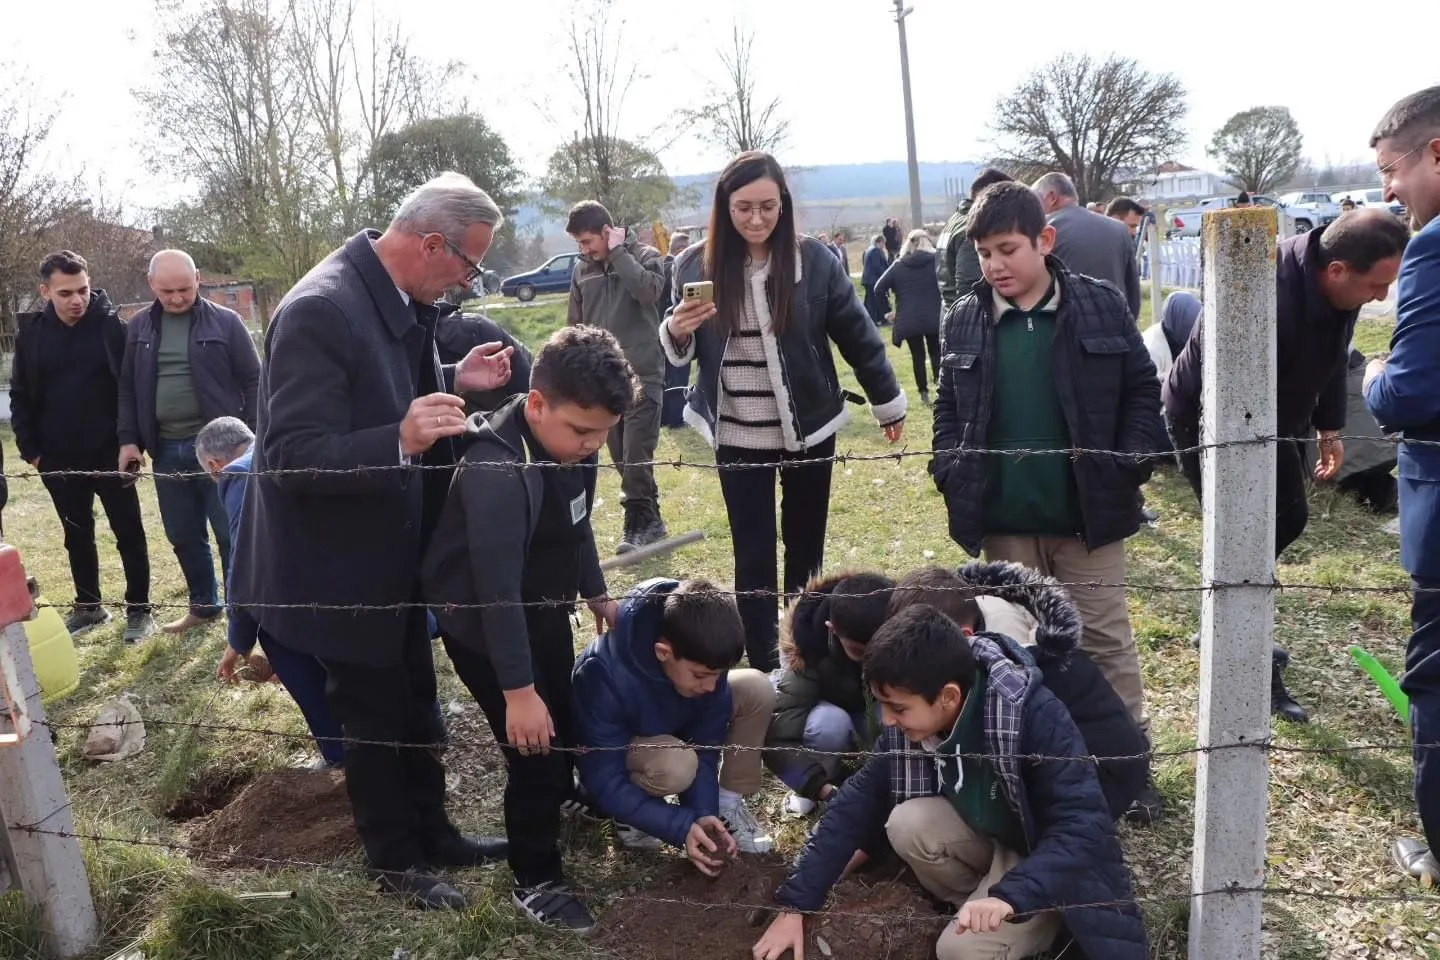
[631,504,669,549]
[1271,658,1309,724]
[370,867,468,910]
[616,504,643,555]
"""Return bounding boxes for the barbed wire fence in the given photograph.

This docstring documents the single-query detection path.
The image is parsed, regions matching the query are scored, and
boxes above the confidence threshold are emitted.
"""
[0,208,1429,959]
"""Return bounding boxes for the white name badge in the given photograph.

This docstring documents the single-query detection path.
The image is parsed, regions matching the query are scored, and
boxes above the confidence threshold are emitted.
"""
[570,492,588,525]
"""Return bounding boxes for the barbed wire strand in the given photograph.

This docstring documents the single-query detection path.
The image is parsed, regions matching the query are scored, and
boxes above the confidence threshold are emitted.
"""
[23,576,1435,617]
[7,822,1439,922]
[1,430,1426,482]
[29,715,1437,761]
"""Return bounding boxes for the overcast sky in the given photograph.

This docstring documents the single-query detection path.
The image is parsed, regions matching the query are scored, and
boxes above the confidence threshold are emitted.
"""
[3,0,1431,211]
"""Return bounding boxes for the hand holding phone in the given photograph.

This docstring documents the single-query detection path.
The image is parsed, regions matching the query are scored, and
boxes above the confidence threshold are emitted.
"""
[671,283,717,339]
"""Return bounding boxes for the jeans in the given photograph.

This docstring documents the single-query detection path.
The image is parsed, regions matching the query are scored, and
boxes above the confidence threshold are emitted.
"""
[772,701,867,794]
[1406,576,1440,854]
[152,437,230,615]
[258,629,345,766]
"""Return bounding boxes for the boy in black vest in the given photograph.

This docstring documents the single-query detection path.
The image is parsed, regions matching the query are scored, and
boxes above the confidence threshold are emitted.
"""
[424,325,635,935]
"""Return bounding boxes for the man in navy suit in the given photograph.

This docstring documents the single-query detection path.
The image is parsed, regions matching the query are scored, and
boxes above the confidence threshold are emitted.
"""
[231,172,514,908]
[1363,85,1440,883]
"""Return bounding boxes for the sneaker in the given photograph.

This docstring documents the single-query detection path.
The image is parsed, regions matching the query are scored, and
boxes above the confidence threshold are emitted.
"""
[65,605,112,635]
[1271,660,1309,724]
[614,822,663,851]
[720,800,774,854]
[122,611,156,644]
[513,882,596,935]
[783,793,817,818]
[1124,778,1165,826]
[560,787,605,823]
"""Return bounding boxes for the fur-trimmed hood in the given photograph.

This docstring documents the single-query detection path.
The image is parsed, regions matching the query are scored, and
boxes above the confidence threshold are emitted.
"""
[779,571,852,672]
[958,560,1082,661]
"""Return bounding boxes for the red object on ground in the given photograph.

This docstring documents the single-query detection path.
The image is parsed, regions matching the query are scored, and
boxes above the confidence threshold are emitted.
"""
[0,544,32,629]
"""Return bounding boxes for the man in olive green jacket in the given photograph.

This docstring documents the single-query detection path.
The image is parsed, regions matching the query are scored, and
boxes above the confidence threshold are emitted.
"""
[936,168,1015,312]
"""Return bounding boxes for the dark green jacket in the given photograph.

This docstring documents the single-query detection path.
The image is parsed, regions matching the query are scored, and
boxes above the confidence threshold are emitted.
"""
[937,199,982,312]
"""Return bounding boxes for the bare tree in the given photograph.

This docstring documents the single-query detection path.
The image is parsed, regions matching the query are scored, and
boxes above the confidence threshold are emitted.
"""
[685,21,789,158]
[988,53,1187,203]
[1208,106,1304,195]
[0,86,77,332]
[556,0,637,217]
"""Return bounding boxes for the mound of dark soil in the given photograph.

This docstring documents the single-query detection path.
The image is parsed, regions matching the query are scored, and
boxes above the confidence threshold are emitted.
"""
[593,855,946,960]
[191,768,359,868]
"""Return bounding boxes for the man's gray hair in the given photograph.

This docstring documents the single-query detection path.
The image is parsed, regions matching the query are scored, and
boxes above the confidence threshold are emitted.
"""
[148,249,197,277]
[1371,85,1440,150]
[389,172,504,238]
[195,416,255,467]
[1032,172,1079,201]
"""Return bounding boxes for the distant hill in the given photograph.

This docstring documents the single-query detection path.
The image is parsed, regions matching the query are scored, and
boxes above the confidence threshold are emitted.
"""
[512,160,982,256]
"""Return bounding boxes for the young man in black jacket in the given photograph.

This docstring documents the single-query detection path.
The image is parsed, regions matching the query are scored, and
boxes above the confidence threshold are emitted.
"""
[8,251,153,641]
[930,181,1166,824]
[424,325,634,936]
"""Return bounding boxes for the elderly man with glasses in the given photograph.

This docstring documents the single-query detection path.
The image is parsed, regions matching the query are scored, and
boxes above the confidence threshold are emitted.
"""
[231,171,515,910]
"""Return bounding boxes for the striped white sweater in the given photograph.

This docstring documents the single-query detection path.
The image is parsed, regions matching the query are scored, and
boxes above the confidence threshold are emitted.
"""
[716,258,786,449]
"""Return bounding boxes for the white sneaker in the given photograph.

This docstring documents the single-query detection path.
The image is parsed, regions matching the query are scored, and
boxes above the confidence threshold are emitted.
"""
[783,793,817,818]
[614,822,663,852]
[720,800,774,854]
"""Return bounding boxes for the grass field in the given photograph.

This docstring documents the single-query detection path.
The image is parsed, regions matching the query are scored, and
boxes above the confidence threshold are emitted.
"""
[0,296,1431,959]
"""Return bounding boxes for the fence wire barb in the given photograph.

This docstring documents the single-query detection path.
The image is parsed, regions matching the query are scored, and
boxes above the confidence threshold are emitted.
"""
[30,715,1437,761]
[0,430,1426,482]
[6,822,1438,922]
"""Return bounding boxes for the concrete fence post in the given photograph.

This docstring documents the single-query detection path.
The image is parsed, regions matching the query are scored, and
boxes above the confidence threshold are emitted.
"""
[0,620,99,958]
[1189,206,1278,960]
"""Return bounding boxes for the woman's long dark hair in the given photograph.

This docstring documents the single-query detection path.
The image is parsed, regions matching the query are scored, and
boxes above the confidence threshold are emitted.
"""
[704,151,798,336]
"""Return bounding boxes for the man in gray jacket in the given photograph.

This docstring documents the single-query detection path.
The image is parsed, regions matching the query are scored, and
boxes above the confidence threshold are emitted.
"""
[566,200,668,552]
[119,250,261,632]
[1033,173,1142,320]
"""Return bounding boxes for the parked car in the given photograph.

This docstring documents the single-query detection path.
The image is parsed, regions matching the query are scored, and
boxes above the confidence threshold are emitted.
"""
[1166,194,1306,238]
[470,267,503,298]
[1277,191,1342,228]
[1331,188,1408,221]
[499,253,581,302]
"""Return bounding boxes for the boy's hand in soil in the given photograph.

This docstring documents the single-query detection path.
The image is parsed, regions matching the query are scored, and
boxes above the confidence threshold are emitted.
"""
[503,685,555,755]
[752,910,805,960]
[955,896,1014,934]
[685,816,736,876]
[839,848,869,879]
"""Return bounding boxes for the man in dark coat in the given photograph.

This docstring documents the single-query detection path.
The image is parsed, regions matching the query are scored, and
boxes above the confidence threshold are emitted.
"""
[1165,209,1409,724]
[860,235,889,326]
[230,172,514,909]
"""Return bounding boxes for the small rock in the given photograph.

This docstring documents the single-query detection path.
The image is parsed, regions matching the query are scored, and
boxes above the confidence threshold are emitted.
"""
[816,936,832,958]
[922,549,935,560]
[872,478,885,487]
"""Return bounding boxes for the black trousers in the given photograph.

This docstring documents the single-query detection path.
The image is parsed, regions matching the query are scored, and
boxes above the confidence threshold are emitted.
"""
[1175,429,1310,558]
[717,435,836,672]
[319,602,449,871]
[39,453,150,614]
[446,607,576,888]
[905,333,941,395]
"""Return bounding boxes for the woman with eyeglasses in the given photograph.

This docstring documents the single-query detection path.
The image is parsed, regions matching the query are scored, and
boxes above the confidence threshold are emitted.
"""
[661,151,907,671]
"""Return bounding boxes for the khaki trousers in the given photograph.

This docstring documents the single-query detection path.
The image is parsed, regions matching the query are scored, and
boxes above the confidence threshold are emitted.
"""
[983,536,1147,733]
[625,668,774,796]
[887,797,1062,960]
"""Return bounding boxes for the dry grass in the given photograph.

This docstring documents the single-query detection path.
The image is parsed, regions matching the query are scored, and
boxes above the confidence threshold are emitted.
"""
[1,301,1434,959]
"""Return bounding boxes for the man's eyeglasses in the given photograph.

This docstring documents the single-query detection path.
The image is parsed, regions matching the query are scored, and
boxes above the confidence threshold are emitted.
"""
[1379,145,1420,187]
[421,233,482,284]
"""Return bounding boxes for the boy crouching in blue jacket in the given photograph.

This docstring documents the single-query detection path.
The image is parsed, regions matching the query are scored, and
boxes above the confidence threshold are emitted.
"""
[573,578,776,873]
[752,604,1146,960]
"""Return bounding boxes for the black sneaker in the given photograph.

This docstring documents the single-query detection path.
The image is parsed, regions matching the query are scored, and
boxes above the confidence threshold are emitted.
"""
[65,605,112,635]
[1125,778,1165,826]
[513,882,596,935]
[370,867,467,910]
[1271,660,1309,724]
[560,787,605,822]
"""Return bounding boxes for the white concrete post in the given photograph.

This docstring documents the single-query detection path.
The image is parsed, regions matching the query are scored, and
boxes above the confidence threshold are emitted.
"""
[1147,220,1164,326]
[1189,206,1277,960]
[0,622,99,958]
